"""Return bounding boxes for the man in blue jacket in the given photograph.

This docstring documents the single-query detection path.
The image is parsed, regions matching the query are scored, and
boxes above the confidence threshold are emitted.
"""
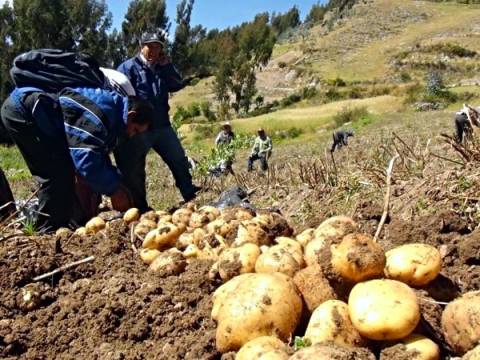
[1,86,153,230]
[116,29,199,211]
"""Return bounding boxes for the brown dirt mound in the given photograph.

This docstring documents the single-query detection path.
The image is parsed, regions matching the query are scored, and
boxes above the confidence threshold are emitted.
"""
[0,221,220,360]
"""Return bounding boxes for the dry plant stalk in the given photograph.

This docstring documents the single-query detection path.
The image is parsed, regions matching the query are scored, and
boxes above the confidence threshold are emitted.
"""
[33,255,95,281]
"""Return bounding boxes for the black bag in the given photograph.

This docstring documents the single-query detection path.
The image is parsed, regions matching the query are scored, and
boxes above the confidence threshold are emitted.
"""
[10,49,105,93]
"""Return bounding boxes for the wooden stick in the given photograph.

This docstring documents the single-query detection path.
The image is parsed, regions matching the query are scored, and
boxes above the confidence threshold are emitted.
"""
[33,255,95,281]
[130,224,138,254]
[373,155,399,242]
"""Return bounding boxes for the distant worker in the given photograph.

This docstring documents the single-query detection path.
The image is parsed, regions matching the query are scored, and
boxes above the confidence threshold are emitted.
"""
[454,104,480,143]
[248,128,272,172]
[0,166,16,220]
[330,129,354,153]
[117,29,200,210]
[215,122,235,147]
[1,84,153,231]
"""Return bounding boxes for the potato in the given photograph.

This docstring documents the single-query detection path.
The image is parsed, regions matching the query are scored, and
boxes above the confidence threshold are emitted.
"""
[348,279,420,340]
[158,214,173,225]
[212,274,253,321]
[256,212,294,238]
[183,244,200,258]
[217,243,260,281]
[140,210,158,223]
[296,228,315,247]
[56,227,73,237]
[149,249,187,277]
[314,215,357,240]
[85,217,105,234]
[142,223,184,250]
[172,208,192,226]
[463,345,480,360]
[123,208,140,224]
[385,244,442,287]
[235,208,254,221]
[442,291,480,355]
[331,233,386,283]
[275,237,304,267]
[293,265,336,312]
[234,220,270,247]
[75,226,87,236]
[213,272,302,352]
[155,210,169,217]
[206,218,228,236]
[402,333,440,360]
[17,284,42,312]
[199,205,221,221]
[304,237,329,267]
[236,336,289,360]
[139,248,162,265]
[189,212,210,228]
[305,300,363,347]
[290,343,375,360]
[255,246,302,277]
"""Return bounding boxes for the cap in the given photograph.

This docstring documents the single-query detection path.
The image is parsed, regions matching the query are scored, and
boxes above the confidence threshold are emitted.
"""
[140,29,168,46]
[100,68,136,97]
[223,122,231,127]
[257,128,265,133]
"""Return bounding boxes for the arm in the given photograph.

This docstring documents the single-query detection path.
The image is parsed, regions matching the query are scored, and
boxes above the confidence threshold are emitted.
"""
[160,63,185,93]
[215,132,223,146]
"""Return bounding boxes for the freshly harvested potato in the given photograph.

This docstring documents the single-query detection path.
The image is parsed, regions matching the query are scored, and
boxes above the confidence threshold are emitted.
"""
[217,243,260,281]
[442,291,480,355]
[172,208,192,226]
[75,226,87,236]
[134,223,151,238]
[212,274,253,321]
[275,237,304,267]
[463,345,480,360]
[385,244,442,287]
[296,228,315,247]
[189,212,210,228]
[402,334,440,360]
[155,210,169,217]
[158,214,173,225]
[236,336,289,360]
[314,216,357,240]
[139,248,162,265]
[206,218,228,236]
[256,212,294,238]
[255,245,302,277]
[85,217,106,234]
[331,233,386,283]
[56,227,72,237]
[183,244,200,258]
[234,220,270,247]
[304,237,329,267]
[290,343,375,360]
[142,223,184,250]
[17,284,42,312]
[235,208,254,221]
[149,249,187,277]
[199,205,221,221]
[123,208,140,224]
[348,279,420,340]
[140,210,158,223]
[305,300,363,347]
[213,272,303,352]
[293,265,336,312]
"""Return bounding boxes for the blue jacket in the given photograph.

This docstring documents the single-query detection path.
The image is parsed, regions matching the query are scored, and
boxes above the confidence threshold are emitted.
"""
[11,87,128,195]
[117,56,184,128]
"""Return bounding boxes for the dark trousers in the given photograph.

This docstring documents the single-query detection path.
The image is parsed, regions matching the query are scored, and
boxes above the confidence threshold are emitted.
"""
[1,96,77,230]
[248,153,268,171]
[0,166,16,220]
[114,125,194,211]
[455,114,471,143]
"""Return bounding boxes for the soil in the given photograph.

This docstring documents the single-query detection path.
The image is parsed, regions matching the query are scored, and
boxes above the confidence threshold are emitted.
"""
[0,220,221,360]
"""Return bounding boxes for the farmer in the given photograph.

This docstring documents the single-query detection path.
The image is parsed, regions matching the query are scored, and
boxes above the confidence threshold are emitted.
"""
[330,129,354,153]
[248,128,273,172]
[117,29,200,211]
[1,86,153,231]
[215,122,235,147]
[454,104,480,143]
[0,166,16,220]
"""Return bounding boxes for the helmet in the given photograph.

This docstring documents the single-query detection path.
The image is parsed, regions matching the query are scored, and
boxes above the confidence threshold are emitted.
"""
[100,68,136,97]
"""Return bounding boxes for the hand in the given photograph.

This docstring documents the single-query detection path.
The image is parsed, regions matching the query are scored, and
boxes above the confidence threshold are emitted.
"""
[158,52,171,66]
[111,184,134,212]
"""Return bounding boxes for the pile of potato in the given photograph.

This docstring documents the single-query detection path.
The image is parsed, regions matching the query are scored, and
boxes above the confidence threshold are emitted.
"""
[78,204,479,359]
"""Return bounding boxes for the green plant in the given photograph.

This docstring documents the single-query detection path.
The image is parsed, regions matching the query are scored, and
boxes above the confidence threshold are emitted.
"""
[22,218,37,236]
[193,124,216,141]
[294,336,311,351]
[333,106,369,128]
[400,72,412,82]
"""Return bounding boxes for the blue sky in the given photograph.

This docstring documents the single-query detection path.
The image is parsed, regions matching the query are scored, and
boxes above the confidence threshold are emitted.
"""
[107,0,326,32]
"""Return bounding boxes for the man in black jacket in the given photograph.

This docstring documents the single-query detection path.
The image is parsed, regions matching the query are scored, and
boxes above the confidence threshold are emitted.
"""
[331,129,354,153]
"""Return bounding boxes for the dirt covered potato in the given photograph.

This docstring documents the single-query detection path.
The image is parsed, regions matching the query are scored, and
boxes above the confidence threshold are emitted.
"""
[296,228,315,247]
[255,245,302,277]
[442,291,480,355]
[290,343,375,360]
[149,249,187,277]
[463,345,480,360]
[74,226,87,236]
[85,217,106,234]
[236,336,289,360]
[217,243,260,281]
[139,248,162,265]
[293,265,336,312]
[314,215,357,241]
[304,237,329,267]
[402,334,440,360]
[212,272,302,352]
[142,223,184,250]
[305,300,363,347]
[348,279,420,340]
[123,208,140,224]
[385,244,442,287]
[275,237,304,266]
[134,219,157,238]
[171,208,192,226]
[234,220,270,247]
[140,210,158,223]
[331,233,386,283]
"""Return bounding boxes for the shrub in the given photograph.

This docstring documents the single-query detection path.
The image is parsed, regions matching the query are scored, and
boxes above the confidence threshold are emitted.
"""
[327,77,347,87]
[280,93,302,107]
[333,106,369,128]
[193,124,216,141]
[272,127,304,141]
[325,88,342,101]
[278,61,288,69]
[400,72,412,82]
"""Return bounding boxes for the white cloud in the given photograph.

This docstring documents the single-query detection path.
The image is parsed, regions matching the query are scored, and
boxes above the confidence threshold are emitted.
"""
[0,0,11,6]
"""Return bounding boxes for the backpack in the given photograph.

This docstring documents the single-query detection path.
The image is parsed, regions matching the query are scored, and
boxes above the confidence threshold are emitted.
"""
[10,49,105,93]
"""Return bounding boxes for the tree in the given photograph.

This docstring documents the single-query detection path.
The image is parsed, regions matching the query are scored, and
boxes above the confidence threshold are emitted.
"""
[105,29,127,68]
[305,2,327,25]
[122,0,170,56]
[171,0,194,75]
[271,6,301,35]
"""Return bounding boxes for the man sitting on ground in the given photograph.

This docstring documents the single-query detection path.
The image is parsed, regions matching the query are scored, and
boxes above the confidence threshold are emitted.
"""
[248,128,272,172]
